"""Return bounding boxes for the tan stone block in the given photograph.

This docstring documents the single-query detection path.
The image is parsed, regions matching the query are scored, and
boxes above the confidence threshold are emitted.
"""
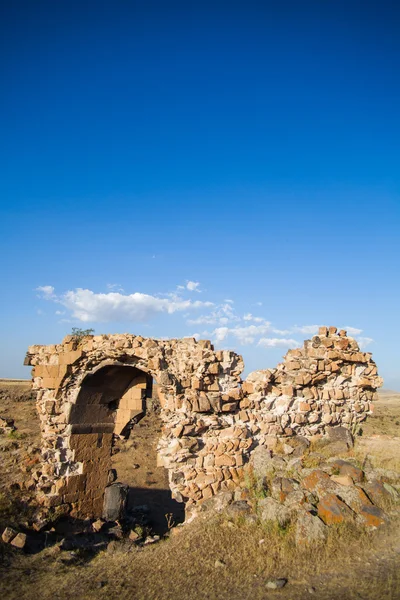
[207,380,220,392]
[329,326,337,335]
[41,377,62,389]
[271,386,282,396]
[63,473,87,494]
[198,395,211,412]
[282,385,294,396]
[229,387,243,401]
[318,326,328,336]
[238,410,249,422]
[295,414,306,424]
[215,454,236,467]
[63,491,80,504]
[286,361,301,371]
[208,363,219,375]
[86,465,110,492]
[335,338,349,351]
[222,402,238,412]
[202,486,213,500]
[299,402,311,412]
[235,453,244,467]
[44,400,55,415]
[34,364,59,378]
[335,389,344,400]
[242,382,254,394]
[192,377,202,390]
[59,350,83,365]
[320,338,334,348]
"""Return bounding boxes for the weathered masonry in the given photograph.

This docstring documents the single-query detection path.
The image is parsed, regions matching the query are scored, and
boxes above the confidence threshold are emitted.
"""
[25,326,382,519]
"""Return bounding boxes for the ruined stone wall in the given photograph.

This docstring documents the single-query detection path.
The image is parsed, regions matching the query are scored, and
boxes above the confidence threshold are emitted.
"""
[25,326,382,519]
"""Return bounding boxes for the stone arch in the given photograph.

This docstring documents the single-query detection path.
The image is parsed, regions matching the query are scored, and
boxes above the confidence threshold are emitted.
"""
[25,329,382,522]
[64,363,154,518]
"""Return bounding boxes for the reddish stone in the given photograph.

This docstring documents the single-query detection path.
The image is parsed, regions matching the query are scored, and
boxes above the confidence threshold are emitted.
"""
[331,460,364,483]
[357,504,386,528]
[302,470,335,497]
[317,494,354,525]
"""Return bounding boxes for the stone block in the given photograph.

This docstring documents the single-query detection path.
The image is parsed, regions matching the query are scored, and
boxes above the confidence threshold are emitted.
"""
[325,426,354,449]
[331,459,363,483]
[10,533,27,549]
[2,527,17,544]
[357,504,386,528]
[215,454,236,467]
[295,510,327,545]
[317,494,354,525]
[58,350,83,365]
[103,483,128,521]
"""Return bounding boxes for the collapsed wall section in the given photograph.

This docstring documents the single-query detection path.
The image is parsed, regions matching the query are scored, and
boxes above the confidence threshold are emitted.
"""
[25,326,382,519]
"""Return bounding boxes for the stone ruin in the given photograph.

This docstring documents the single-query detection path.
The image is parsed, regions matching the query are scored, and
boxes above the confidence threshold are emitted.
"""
[24,326,382,520]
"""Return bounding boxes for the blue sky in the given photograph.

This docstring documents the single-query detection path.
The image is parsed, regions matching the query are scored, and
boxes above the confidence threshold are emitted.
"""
[1,1,399,388]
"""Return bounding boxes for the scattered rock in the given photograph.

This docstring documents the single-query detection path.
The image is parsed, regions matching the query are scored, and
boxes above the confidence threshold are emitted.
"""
[331,459,364,483]
[92,519,106,532]
[357,504,387,528]
[266,578,287,589]
[258,497,291,527]
[103,483,128,522]
[225,501,251,518]
[250,446,272,479]
[317,494,354,525]
[326,426,354,449]
[296,510,327,545]
[144,535,160,545]
[214,559,226,568]
[10,532,27,549]
[129,529,140,541]
[331,475,354,486]
[302,469,336,497]
[107,469,117,484]
[2,527,17,544]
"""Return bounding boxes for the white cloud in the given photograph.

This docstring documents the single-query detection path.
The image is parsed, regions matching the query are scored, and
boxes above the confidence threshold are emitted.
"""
[258,337,300,348]
[35,283,372,355]
[210,322,272,345]
[36,285,55,298]
[212,327,230,343]
[186,281,200,292]
[293,325,320,335]
[244,313,265,323]
[39,287,213,323]
[187,301,241,326]
[356,336,373,349]
[106,283,124,292]
[271,328,292,335]
[345,326,363,335]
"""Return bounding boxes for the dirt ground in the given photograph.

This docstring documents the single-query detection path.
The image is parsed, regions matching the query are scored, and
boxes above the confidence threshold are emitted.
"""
[112,410,185,533]
[0,380,399,600]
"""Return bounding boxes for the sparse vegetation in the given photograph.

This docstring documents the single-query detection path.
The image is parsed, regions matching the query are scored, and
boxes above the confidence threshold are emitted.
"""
[71,327,95,338]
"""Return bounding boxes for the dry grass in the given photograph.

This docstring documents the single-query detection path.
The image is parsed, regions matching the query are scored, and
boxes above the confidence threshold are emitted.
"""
[1,385,400,599]
[1,513,400,600]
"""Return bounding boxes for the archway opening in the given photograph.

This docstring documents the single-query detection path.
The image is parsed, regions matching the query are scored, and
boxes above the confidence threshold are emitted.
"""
[112,379,185,534]
[69,365,184,531]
